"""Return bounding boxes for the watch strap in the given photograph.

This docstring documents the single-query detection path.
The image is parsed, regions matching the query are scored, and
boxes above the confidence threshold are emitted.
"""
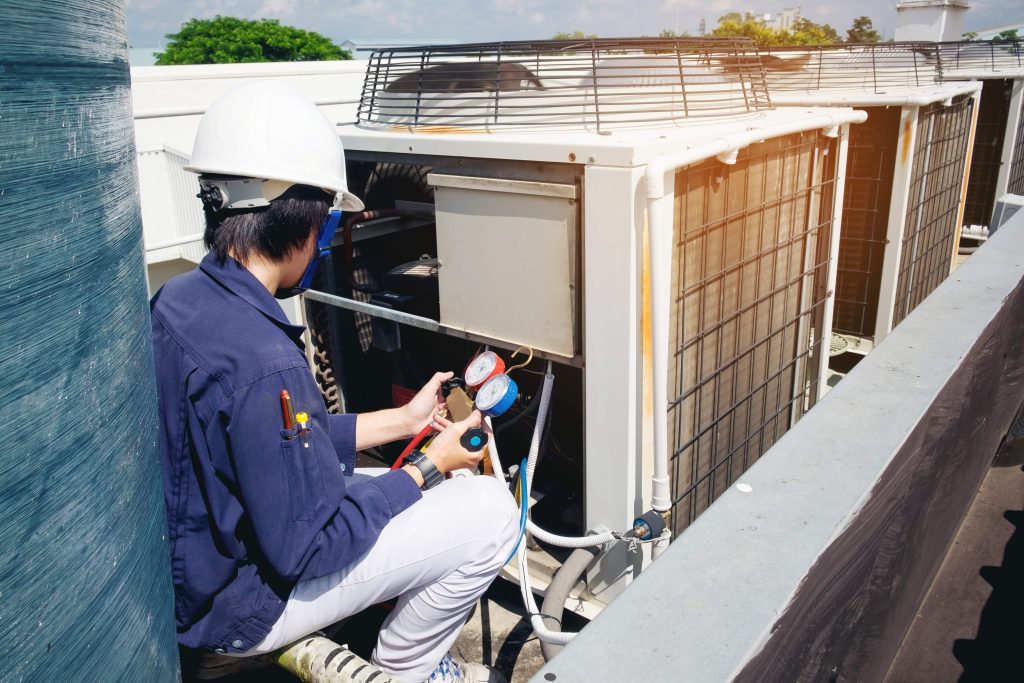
[405,449,444,490]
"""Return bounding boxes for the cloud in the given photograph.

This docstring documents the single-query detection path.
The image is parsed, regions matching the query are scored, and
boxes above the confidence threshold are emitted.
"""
[347,0,388,17]
[661,0,704,9]
[491,0,545,23]
[124,0,1012,50]
[257,0,297,18]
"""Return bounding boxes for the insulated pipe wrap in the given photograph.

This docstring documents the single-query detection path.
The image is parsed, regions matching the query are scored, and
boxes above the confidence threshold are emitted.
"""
[0,1,180,679]
[539,547,600,661]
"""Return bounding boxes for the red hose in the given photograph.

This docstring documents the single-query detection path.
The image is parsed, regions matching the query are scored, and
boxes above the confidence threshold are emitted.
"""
[390,425,434,470]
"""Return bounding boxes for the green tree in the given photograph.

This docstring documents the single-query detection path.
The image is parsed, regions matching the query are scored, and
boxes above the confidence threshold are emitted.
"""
[791,17,840,44]
[710,16,785,45]
[659,29,691,38]
[846,16,881,43]
[995,29,1020,41]
[718,12,746,24]
[552,31,599,40]
[709,14,839,46]
[962,31,979,41]
[155,16,351,65]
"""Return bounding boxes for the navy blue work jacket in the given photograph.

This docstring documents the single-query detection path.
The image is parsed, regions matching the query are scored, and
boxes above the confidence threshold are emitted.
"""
[150,252,421,653]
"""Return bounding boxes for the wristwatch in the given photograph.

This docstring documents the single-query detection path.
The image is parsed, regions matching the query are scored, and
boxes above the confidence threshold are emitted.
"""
[403,449,444,490]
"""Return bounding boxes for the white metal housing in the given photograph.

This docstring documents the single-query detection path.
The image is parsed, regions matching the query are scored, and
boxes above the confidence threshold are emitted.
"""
[334,101,863,601]
[992,193,1024,232]
[937,42,1024,228]
[755,44,982,344]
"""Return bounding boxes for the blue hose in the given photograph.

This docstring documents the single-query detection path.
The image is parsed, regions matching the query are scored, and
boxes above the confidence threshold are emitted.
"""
[505,458,530,564]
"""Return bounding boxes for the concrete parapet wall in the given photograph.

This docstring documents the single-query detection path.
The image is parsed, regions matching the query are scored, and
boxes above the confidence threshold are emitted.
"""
[536,210,1024,682]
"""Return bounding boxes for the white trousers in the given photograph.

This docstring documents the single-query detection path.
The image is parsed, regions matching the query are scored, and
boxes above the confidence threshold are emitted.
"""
[244,473,520,683]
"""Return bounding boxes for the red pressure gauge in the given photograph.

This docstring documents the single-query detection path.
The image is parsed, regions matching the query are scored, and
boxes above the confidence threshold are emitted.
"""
[464,351,505,389]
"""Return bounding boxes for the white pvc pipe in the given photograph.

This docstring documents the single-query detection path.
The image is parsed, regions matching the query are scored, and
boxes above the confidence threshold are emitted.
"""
[524,365,554,488]
[526,520,616,548]
[133,97,360,120]
[642,109,868,515]
[520,367,614,548]
[483,416,504,480]
[518,540,575,645]
[513,363,583,645]
[489,408,616,548]
[145,233,204,252]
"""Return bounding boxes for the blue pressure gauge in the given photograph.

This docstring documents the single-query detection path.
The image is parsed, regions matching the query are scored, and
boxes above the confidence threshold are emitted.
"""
[475,374,518,418]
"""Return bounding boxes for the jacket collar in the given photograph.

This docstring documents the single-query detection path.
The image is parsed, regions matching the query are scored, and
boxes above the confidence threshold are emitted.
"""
[199,252,307,343]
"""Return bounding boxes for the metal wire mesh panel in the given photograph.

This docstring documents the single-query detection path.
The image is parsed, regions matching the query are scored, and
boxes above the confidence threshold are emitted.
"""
[963,79,1012,227]
[936,40,1024,74]
[893,96,975,326]
[1008,93,1024,195]
[755,43,941,93]
[667,131,838,533]
[358,38,771,129]
[833,106,901,338]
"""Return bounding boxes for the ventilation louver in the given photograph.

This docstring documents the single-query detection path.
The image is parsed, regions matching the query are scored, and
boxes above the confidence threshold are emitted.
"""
[668,131,838,532]
[892,95,976,326]
[1007,92,1024,196]
[357,38,772,131]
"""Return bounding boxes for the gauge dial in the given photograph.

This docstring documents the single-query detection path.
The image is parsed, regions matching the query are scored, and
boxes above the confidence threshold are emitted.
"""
[475,374,518,417]
[464,351,505,389]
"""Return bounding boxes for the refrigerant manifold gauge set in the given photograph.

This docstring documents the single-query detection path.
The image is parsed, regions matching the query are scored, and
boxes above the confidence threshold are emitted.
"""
[463,350,519,418]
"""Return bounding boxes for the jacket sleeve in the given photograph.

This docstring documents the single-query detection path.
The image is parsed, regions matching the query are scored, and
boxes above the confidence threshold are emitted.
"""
[327,413,358,476]
[218,366,421,582]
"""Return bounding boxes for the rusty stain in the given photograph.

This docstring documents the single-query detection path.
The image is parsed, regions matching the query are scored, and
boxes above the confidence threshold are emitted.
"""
[641,212,655,456]
[899,118,913,165]
[386,124,487,135]
[568,152,577,162]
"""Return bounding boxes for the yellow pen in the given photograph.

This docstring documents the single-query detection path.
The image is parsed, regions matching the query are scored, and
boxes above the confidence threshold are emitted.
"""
[295,411,310,449]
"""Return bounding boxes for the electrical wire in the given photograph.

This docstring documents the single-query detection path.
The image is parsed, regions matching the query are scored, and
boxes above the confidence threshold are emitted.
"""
[504,458,530,564]
[493,387,542,435]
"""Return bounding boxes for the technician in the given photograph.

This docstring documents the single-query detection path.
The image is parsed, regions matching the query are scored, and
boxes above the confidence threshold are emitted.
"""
[150,81,517,683]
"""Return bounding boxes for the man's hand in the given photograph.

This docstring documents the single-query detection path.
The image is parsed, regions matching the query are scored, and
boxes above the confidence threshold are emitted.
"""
[424,410,484,474]
[401,371,453,437]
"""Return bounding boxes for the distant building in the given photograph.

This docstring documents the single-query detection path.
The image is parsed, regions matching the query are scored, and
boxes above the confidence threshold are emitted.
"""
[763,7,802,32]
[894,0,970,42]
[972,22,1024,40]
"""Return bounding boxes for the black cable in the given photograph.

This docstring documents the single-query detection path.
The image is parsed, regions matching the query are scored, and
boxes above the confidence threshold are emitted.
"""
[536,384,556,470]
[528,612,561,627]
[493,384,542,435]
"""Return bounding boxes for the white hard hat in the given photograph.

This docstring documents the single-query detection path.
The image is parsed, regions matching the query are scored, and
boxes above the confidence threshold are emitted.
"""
[186,80,364,212]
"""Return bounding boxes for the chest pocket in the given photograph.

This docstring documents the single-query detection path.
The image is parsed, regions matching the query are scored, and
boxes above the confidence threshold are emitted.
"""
[280,435,328,521]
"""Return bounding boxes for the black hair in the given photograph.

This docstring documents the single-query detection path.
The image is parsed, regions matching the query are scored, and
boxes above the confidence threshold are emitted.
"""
[203,183,331,263]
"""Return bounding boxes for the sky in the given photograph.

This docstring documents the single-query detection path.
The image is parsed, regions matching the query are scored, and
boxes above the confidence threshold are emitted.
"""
[126,0,1012,48]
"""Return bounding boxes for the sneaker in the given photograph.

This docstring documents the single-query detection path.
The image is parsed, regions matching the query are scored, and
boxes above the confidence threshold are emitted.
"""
[426,652,507,683]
